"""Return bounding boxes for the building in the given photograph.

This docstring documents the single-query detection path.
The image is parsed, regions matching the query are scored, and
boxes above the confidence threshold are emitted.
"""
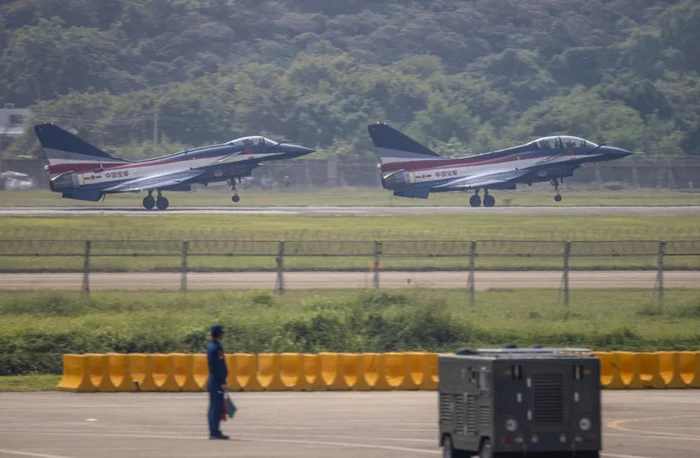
[0,103,30,136]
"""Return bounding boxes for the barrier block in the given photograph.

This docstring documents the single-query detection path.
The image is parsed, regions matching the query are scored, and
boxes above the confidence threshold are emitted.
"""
[87,353,117,392]
[418,352,439,391]
[592,352,624,389]
[406,352,433,390]
[151,353,179,392]
[656,351,685,389]
[340,353,369,390]
[257,353,285,391]
[223,354,241,391]
[302,354,324,390]
[279,353,304,390]
[639,353,665,389]
[233,353,261,391]
[384,352,418,390]
[319,352,349,390]
[106,353,135,392]
[616,351,643,389]
[170,353,200,392]
[362,353,390,390]
[57,354,94,392]
[679,351,700,388]
[193,354,209,390]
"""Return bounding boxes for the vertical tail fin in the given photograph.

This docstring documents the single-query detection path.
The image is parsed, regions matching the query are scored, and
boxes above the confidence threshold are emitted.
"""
[367,122,442,163]
[34,123,128,175]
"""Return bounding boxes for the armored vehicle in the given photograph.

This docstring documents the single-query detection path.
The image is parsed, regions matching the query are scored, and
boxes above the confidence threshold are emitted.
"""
[438,347,601,458]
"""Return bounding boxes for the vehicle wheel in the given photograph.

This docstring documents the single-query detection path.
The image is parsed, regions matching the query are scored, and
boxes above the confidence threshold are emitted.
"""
[483,195,496,207]
[142,196,155,210]
[478,439,492,458]
[469,195,482,207]
[554,194,563,202]
[156,197,169,210]
[232,195,240,203]
[442,435,454,458]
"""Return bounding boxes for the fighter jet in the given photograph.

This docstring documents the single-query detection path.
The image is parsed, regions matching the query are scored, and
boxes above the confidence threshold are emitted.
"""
[367,122,632,206]
[34,123,314,210]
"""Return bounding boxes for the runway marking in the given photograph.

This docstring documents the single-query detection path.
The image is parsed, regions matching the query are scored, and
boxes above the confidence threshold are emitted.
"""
[0,450,75,458]
[608,414,700,439]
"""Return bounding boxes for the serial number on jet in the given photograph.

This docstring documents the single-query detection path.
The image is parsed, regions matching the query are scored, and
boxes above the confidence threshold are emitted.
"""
[435,170,458,178]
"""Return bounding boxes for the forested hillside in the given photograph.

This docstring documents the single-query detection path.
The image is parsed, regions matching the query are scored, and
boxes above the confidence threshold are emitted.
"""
[1,0,699,159]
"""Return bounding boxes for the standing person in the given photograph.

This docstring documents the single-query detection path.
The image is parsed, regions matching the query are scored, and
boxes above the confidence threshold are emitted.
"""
[207,324,229,440]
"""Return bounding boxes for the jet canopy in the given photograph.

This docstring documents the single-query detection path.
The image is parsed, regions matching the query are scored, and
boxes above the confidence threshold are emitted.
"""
[226,136,277,147]
[533,136,598,149]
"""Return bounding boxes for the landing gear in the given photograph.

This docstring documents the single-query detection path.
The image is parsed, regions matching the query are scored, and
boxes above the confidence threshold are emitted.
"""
[155,190,169,211]
[483,191,495,208]
[142,191,155,210]
[469,193,482,207]
[228,178,240,203]
[551,178,563,203]
[470,189,496,207]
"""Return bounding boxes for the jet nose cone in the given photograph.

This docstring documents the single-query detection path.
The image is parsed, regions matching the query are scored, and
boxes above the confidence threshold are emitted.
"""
[604,146,633,159]
[285,144,315,156]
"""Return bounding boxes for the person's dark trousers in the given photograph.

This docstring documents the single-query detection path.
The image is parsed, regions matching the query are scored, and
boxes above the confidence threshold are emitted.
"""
[207,378,223,436]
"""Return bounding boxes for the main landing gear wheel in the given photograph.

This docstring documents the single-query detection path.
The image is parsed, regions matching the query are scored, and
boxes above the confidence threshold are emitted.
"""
[142,195,155,210]
[554,194,563,202]
[232,195,240,203]
[469,195,482,207]
[156,196,169,210]
[483,194,496,207]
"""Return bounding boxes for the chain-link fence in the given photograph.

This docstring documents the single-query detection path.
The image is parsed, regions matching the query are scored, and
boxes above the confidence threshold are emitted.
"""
[1,239,698,305]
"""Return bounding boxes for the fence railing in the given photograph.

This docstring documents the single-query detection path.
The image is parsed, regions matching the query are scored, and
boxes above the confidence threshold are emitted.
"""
[1,239,699,303]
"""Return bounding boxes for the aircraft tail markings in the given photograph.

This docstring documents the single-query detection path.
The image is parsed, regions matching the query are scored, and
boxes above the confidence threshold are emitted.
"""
[367,122,442,163]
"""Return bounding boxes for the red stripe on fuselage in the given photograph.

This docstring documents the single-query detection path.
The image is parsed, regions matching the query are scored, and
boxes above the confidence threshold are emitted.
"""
[47,154,203,175]
[380,153,552,173]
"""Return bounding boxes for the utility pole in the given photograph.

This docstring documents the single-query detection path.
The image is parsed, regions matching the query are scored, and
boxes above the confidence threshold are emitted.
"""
[153,112,159,146]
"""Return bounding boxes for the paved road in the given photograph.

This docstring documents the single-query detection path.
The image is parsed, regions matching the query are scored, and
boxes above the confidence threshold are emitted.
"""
[1,205,700,216]
[0,391,698,458]
[0,270,698,290]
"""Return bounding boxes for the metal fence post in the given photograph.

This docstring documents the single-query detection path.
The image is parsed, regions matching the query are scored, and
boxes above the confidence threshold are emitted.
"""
[82,240,91,295]
[276,240,285,294]
[656,241,666,308]
[563,241,571,306]
[180,240,189,292]
[373,241,382,289]
[467,240,476,304]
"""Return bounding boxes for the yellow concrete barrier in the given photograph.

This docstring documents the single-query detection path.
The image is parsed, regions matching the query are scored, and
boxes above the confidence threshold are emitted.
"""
[151,354,179,392]
[107,353,135,392]
[57,354,94,392]
[639,353,665,389]
[279,353,304,390]
[319,352,348,390]
[384,352,417,390]
[679,351,700,388]
[341,353,370,390]
[362,353,390,390]
[421,353,439,391]
[616,352,643,389]
[87,353,116,392]
[129,353,158,391]
[303,353,324,390]
[258,353,285,391]
[193,354,209,390]
[656,351,685,388]
[233,353,261,391]
[171,353,200,391]
[593,352,624,389]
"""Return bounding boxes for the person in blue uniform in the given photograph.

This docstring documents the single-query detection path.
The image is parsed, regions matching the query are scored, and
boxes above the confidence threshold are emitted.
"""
[207,324,229,439]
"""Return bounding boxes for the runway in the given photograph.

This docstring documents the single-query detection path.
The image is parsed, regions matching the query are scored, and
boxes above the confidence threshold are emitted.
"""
[1,205,700,216]
[0,391,698,458]
[1,270,698,290]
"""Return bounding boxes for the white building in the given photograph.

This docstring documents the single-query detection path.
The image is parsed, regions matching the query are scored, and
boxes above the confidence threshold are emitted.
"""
[0,103,30,136]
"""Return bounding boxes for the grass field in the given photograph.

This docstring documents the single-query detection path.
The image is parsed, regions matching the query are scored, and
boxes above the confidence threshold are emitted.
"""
[2,186,700,207]
[0,213,699,271]
[0,375,60,391]
[1,289,699,378]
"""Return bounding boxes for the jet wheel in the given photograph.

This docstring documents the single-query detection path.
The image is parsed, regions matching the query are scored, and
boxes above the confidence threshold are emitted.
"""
[143,196,155,210]
[469,195,482,207]
[156,197,169,210]
[554,194,563,202]
[232,195,240,203]
[483,195,496,207]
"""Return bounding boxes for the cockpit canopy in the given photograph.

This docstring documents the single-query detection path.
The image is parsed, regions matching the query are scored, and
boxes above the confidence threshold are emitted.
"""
[226,136,277,147]
[532,136,598,149]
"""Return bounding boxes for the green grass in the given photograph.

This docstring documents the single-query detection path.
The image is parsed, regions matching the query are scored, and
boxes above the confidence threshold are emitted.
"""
[1,289,699,376]
[0,213,698,271]
[0,375,60,391]
[2,186,700,207]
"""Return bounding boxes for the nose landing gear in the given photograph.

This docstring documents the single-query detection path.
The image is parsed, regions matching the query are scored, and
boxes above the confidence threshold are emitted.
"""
[551,178,563,202]
[229,178,241,203]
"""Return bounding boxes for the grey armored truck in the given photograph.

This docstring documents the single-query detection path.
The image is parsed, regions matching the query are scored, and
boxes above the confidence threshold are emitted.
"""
[438,348,601,458]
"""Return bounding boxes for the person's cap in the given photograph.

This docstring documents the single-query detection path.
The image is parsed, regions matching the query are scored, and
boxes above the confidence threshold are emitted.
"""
[211,324,224,337]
